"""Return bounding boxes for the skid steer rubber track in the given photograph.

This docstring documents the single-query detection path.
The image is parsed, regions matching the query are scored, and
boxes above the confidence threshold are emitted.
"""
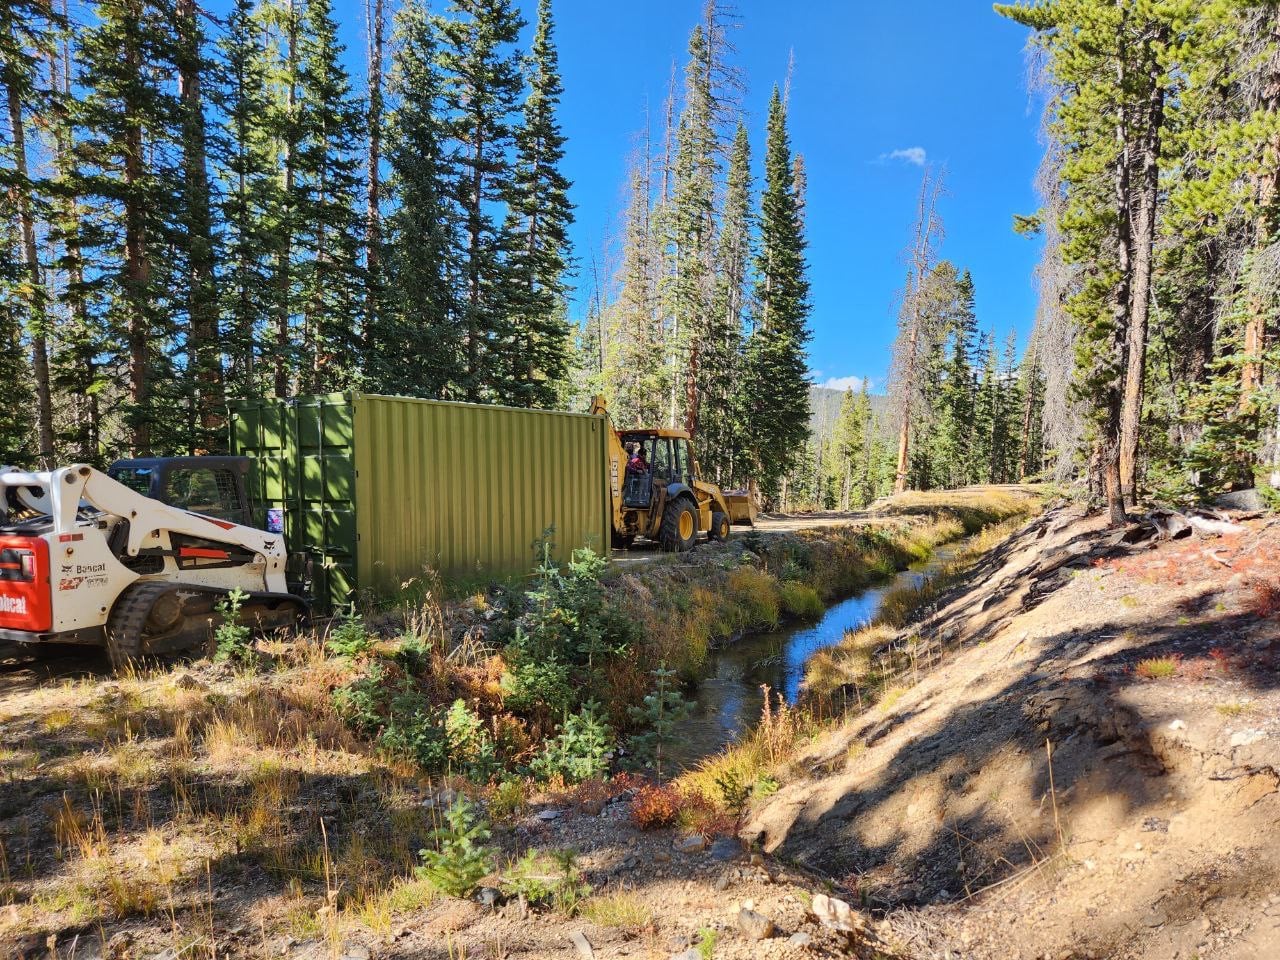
[105,580,178,670]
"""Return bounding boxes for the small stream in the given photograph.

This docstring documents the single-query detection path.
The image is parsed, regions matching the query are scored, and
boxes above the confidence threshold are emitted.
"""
[671,541,964,770]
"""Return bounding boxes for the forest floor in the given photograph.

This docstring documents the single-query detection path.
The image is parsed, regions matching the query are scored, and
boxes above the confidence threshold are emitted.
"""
[10,487,1274,960]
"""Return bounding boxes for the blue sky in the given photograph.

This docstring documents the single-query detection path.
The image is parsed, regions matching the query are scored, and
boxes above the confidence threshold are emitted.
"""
[542,0,1046,391]
[291,0,1046,391]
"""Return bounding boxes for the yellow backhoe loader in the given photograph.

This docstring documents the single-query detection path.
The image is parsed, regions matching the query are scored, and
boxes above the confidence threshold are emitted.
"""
[590,397,755,551]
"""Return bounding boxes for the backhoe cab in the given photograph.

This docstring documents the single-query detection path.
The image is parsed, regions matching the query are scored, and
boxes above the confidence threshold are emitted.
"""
[592,396,754,552]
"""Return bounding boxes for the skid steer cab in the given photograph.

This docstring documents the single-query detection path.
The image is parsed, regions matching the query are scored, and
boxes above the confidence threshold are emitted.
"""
[0,460,305,668]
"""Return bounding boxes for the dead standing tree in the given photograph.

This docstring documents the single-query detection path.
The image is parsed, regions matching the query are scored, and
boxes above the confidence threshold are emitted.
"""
[891,167,945,494]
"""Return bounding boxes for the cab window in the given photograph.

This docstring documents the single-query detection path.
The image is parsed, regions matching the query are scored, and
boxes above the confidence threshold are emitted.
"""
[167,468,242,521]
[650,438,673,483]
[675,439,691,484]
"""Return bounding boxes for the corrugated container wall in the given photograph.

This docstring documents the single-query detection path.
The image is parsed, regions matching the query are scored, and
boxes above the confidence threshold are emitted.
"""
[229,393,611,611]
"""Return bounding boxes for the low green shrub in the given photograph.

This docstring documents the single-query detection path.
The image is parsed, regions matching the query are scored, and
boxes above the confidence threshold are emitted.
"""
[326,609,374,659]
[530,701,614,784]
[500,848,590,913]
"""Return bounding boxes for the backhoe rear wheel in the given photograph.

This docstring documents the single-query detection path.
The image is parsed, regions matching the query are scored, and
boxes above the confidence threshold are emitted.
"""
[709,511,730,542]
[660,497,698,552]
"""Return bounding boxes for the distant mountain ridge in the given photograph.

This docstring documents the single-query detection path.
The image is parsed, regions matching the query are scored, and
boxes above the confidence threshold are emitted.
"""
[807,385,891,448]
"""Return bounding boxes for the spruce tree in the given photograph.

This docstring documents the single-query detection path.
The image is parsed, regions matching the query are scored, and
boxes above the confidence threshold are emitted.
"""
[502,0,574,408]
[176,0,223,451]
[76,0,186,455]
[702,121,751,482]
[295,0,365,393]
[378,0,458,396]
[435,0,526,401]
[215,0,280,399]
[0,0,56,463]
[737,87,811,500]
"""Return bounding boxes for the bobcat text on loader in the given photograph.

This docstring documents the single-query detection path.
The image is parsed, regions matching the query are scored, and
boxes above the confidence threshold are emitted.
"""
[0,462,305,667]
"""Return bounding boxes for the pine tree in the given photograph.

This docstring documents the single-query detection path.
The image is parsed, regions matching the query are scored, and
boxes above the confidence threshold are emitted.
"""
[502,0,574,408]
[602,148,667,427]
[76,0,186,455]
[935,268,978,487]
[176,0,223,452]
[889,168,945,492]
[215,0,280,399]
[435,0,526,401]
[998,0,1174,521]
[702,121,751,482]
[295,0,365,393]
[378,0,457,396]
[738,87,811,501]
[668,22,720,435]
[0,0,56,463]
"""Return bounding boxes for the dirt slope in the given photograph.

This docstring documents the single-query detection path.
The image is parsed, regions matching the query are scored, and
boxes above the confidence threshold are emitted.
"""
[747,502,1280,960]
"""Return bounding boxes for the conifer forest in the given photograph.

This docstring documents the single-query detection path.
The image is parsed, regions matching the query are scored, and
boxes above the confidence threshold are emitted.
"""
[3,0,1280,516]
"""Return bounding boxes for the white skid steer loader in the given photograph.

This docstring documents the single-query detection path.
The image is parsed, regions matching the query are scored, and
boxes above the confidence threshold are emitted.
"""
[0,463,305,667]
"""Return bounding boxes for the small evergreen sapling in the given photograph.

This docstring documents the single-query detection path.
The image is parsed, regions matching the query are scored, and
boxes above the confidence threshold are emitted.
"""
[628,664,692,779]
[213,588,253,663]
[416,798,493,898]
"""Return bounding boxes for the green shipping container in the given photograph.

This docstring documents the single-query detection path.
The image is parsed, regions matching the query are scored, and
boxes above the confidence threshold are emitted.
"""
[228,393,611,611]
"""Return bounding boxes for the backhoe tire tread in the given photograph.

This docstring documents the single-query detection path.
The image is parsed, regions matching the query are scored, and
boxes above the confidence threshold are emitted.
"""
[660,497,698,552]
[710,511,730,542]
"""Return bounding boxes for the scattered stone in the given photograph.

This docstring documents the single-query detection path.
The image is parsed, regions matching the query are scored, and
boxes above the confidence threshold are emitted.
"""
[174,673,207,691]
[736,907,776,940]
[811,893,865,933]
[106,932,133,959]
[1168,719,1187,731]
[713,873,732,892]
[1214,489,1265,512]
[710,837,742,861]
[580,797,606,816]
[538,808,564,821]
[1230,729,1264,748]
[749,853,765,867]
[667,934,692,952]
[340,946,370,960]
[570,930,595,960]
[653,851,671,863]
[673,833,708,853]
[476,886,501,909]
[1144,909,1168,928]
[788,932,814,948]
[670,951,701,960]
[1141,817,1169,833]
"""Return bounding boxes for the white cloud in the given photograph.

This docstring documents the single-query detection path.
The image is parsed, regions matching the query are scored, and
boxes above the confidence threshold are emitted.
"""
[817,375,864,392]
[879,146,927,167]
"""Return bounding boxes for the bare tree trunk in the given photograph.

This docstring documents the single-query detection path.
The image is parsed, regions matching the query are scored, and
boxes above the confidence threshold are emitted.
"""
[893,170,943,494]
[177,0,223,453]
[122,0,152,455]
[3,22,55,465]
[274,1,298,399]
[1103,5,1132,526]
[1119,33,1165,509]
[1241,14,1280,411]
[1019,348,1037,481]
[364,0,384,354]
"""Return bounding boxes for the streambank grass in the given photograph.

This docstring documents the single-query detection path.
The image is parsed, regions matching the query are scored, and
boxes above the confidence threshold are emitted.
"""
[803,512,1035,707]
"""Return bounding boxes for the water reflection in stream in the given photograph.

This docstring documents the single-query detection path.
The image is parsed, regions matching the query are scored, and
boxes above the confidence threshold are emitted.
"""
[671,541,963,770]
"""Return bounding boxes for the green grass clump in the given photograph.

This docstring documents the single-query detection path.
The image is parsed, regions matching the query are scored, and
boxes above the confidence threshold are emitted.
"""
[580,891,653,929]
[780,581,824,620]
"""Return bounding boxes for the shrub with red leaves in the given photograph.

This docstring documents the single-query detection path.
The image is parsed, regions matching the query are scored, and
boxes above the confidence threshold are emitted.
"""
[630,783,681,829]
